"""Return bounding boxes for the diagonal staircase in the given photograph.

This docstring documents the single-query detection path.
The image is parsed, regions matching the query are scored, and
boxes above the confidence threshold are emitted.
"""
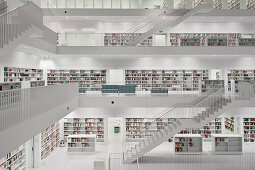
[127,1,213,46]
[123,82,255,164]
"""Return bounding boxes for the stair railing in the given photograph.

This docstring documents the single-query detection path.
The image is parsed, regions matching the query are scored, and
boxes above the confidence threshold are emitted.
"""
[122,81,255,160]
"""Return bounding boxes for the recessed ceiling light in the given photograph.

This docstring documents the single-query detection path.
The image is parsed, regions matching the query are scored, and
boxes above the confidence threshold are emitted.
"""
[84,16,88,19]
[162,16,166,19]
[65,16,69,19]
[24,46,28,49]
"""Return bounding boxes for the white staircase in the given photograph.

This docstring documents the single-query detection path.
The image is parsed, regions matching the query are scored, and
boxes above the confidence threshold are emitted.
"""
[0,2,56,53]
[122,82,255,164]
[127,1,213,46]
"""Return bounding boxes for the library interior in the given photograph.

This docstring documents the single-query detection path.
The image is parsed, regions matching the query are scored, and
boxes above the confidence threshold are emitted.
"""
[1,0,255,170]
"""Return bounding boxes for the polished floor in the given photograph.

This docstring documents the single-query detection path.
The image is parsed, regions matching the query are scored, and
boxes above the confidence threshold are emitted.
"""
[30,142,255,170]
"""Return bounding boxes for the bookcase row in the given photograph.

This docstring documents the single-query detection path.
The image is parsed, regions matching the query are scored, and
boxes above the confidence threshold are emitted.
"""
[47,70,106,93]
[4,67,43,82]
[0,145,26,170]
[64,118,105,142]
[67,134,96,152]
[41,122,60,160]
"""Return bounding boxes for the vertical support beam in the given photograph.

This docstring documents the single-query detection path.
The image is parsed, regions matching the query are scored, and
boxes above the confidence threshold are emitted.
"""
[138,0,142,8]
[222,0,229,9]
[240,0,246,9]
[167,0,174,8]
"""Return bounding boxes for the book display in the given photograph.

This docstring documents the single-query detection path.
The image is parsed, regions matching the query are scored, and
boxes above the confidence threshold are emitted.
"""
[104,33,152,46]
[201,80,224,93]
[174,134,203,154]
[47,70,106,93]
[0,145,26,170]
[125,70,209,92]
[125,118,175,141]
[213,0,223,8]
[212,134,242,154]
[4,67,43,82]
[41,122,60,159]
[30,80,45,88]
[227,70,255,91]
[64,118,105,142]
[0,82,21,91]
[67,134,96,152]
[228,0,240,9]
[239,38,255,46]
[225,117,235,132]
[243,118,255,142]
[179,118,222,141]
[169,33,241,47]
[247,0,255,9]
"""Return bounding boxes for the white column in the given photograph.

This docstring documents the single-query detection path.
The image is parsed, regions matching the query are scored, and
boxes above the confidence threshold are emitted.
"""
[109,69,125,85]
[167,0,174,8]
[222,0,229,9]
[240,0,246,9]
[205,0,214,5]
[185,0,193,8]
[138,0,142,8]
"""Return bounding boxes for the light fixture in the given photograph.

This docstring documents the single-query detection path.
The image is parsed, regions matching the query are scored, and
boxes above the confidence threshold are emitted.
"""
[65,16,69,19]
[162,16,166,19]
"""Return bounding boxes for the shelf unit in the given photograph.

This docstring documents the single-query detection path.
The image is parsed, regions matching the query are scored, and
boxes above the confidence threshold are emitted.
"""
[0,145,26,170]
[228,0,240,9]
[213,0,223,9]
[125,70,209,92]
[104,33,152,47]
[227,70,255,91]
[4,67,43,82]
[243,118,255,142]
[247,0,255,9]
[201,80,224,93]
[239,38,255,46]
[212,134,242,154]
[67,134,96,152]
[64,118,105,142]
[125,118,175,141]
[0,82,21,91]
[41,122,60,160]
[179,118,222,141]
[225,117,235,132]
[30,80,45,88]
[47,70,106,93]
[174,134,203,154]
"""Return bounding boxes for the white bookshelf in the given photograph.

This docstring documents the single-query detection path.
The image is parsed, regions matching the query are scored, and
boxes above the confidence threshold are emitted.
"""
[30,80,45,88]
[243,118,255,142]
[225,117,235,133]
[47,69,106,93]
[4,67,43,82]
[0,145,26,170]
[247,0,255,9]
[174,134,203,154]
[212,134,242,154]
[228,0,240,9]
[201,80,224,93]
[125,70,209,92]
[179,118,222,141]
[41,122,60,160]
[64,118,105,142]
[125,118,175,141]
[67,134,96,152]
[0,82,21,91]
[227,70,255,91]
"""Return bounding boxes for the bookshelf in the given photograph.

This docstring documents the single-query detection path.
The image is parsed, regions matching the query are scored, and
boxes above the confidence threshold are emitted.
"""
[227,70,255,91]
[47,70,106,93]
[30,80,45,88]
[179,118,222,141]
[125,118,175,141]
[213,0,223,9]
[243,118,255,142]
[67,134,96,152]
[104,33,152,47]
[212,134,242,154]
[228,0,240,9]
[41,122,60,160]
[0,82,21,91]
[125,70,209,92]
[0,145,26,170]
[239,38,255,46]
[247,0,255,9]
[64,118,105,142]
[174,134,203,154]
[4,67,43,82]
[225,117,235,132]
[201,80,224,93]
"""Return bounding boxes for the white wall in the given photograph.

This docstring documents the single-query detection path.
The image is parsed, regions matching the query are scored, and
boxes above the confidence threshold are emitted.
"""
[109,69,125,85]
[5,0,24,11]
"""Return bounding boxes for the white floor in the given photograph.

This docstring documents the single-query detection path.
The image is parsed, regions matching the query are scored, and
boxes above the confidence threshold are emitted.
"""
[30,142,255,170]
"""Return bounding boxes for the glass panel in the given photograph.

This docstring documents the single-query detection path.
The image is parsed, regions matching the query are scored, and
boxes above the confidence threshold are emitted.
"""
[121,0,129,8]
[76,0,84,8]
[130,0,138,8]
[41,0,49,8]
[85,0,94,8]
[94,0,103,8]
[67,0,75,8]
[103,0,111,8]
[57,0,66,8]
[112,0,121,8]
[48,0,57,8]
